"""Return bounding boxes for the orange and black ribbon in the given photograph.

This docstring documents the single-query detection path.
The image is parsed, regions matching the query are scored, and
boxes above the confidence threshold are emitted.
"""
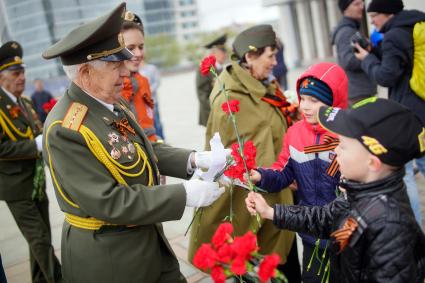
[330,217,358,253]
[112,118,136,138]
[261,87,298,126]
[304,135,340,177]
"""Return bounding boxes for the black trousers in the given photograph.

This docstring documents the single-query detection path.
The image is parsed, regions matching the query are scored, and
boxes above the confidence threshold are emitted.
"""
[7,197,62,283]
[302,243,332,283]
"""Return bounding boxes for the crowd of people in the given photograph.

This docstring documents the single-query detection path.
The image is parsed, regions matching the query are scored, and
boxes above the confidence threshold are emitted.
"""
[0,0,424,283]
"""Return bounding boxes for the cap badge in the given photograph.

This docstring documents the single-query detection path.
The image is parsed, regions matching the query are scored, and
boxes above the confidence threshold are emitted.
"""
[361,136,388,155]
[418,128,425,153]
[11,43,18,49]
[248,45,257,52]
[124,11,135,22]
[14,56,22,63]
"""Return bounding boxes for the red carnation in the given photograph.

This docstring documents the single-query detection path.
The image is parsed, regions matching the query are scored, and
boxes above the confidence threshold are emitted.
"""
[193,244,217,271]
[211,265,226,283]
[42,98,57,113]
[221,100,240,115]
[223,162,245,181]
[217,243,234,264]
[200,55,217,76]
[232,231,258,260]
[258,253,281,282]
[230,256,247,275]
[243,140,257,170]
[212,222,233,248]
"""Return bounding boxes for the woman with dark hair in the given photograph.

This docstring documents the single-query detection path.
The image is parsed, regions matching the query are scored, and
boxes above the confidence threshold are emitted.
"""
[188,24,301,282]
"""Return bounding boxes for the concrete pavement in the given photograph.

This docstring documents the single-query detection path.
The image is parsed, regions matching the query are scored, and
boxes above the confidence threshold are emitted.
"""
[1,68,424,283]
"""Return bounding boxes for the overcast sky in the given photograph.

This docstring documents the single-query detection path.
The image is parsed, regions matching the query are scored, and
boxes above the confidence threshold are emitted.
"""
[198,0,279,31]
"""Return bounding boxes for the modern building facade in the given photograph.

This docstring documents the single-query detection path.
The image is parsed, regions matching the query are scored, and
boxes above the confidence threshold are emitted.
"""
[0,0,199,81]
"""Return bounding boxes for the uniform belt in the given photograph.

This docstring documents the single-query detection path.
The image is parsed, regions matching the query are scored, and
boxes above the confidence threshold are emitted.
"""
[64,213,137,230]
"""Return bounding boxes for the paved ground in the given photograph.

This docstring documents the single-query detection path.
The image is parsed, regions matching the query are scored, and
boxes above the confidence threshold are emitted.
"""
[1,67,424,283]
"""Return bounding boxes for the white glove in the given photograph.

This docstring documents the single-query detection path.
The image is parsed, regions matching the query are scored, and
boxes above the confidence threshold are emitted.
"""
[184,179,225,208]
[35,135,43,152]
[194,149,231,170]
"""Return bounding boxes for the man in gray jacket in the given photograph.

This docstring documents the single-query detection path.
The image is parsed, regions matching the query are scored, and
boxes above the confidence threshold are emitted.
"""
[332,0,377,106]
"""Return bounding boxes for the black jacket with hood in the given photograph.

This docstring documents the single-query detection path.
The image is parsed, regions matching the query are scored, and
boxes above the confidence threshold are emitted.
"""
[361,10,425,124]
[273,169,425,283]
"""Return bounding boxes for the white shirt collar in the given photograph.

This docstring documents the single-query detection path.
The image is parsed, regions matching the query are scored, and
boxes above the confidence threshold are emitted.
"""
[1,87,18,104]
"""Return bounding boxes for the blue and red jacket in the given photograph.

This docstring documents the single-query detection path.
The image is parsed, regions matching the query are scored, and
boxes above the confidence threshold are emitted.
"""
[257,62,348,246]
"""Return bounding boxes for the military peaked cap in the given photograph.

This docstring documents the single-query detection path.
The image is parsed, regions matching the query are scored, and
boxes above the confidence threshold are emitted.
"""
[232,24,276,60]
[204,34,227,50]
[0,41,25,72]
[42,2,132,65]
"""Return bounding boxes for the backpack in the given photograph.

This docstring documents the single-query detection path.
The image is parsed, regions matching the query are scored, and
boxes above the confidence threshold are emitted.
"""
[410,21,425,101]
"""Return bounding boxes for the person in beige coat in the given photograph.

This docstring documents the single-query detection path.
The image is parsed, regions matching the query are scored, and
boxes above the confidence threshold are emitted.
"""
[188,25,301,282]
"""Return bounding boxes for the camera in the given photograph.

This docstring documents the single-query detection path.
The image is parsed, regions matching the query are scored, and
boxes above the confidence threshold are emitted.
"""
[351,32,370,53]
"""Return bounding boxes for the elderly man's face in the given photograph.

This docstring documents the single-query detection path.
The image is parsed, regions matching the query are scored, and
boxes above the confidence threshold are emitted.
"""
[0,68,26,97]
[84,61,129,104]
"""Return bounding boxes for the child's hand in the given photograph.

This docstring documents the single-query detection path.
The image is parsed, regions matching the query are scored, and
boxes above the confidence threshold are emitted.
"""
[245,192,274,220]
[249,169,261,184]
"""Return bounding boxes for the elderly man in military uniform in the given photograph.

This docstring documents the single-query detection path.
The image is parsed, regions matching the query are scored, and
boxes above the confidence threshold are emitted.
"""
[42,3,225,283]
[196,34,227,126]
[0,42,62,282]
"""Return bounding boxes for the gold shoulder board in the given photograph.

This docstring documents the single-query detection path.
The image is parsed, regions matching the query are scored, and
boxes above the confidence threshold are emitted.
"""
[62,102,88,131]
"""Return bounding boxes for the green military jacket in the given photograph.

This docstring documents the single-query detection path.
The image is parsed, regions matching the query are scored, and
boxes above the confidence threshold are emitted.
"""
[0,87,43,201]
[188,61,295,262]
[196,69,214,126]
[43,83,192,283]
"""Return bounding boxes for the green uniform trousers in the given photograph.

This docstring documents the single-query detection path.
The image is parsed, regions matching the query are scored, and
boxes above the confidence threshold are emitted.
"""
[6,197,62,283]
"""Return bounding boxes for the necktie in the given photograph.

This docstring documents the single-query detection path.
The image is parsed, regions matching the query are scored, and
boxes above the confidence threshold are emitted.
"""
[113,104,126,120]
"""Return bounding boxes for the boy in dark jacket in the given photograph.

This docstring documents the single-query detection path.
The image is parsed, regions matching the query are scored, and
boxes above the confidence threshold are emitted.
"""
[250,62,348,283]
[246,98,425,283]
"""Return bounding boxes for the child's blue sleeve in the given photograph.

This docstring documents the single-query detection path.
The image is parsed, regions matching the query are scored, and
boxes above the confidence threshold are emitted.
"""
[256,159,295,192]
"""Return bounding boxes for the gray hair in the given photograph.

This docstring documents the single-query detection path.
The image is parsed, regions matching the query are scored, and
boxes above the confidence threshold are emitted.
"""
[62,60,107,81]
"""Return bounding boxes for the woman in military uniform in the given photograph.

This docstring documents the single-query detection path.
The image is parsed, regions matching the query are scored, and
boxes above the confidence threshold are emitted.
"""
[188,25,301,282]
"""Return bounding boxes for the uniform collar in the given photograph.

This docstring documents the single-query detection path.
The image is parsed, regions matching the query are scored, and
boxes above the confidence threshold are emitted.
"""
[70,82,114,113]
[1,87,18,103]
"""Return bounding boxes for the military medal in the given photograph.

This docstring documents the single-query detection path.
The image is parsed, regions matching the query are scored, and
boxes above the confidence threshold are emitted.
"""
[108,132,119,145]
[8,105,21,119]
[110,147,121,159]
[121,145,129,154]
[127,143,135,154]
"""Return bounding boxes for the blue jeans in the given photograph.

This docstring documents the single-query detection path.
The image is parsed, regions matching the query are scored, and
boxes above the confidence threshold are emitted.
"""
[404,161,422,227]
